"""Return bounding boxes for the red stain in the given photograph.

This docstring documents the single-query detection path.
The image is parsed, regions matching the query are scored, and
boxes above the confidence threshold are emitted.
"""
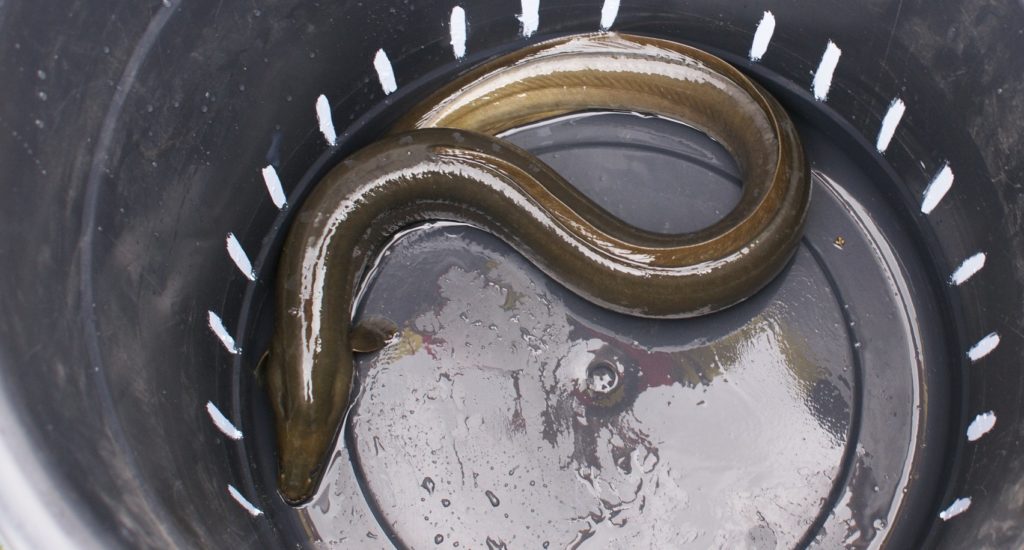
[571,323,685,392]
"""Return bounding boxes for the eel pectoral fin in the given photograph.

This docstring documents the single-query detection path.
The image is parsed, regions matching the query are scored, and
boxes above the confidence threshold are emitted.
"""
[349,317,400,353]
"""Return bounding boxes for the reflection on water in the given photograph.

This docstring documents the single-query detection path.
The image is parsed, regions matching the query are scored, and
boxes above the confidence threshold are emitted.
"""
[301,224,853,548]
[286,112,937,549]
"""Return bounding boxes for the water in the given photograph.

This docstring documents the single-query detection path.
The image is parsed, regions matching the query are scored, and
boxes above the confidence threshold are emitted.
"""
[266,109,950,548]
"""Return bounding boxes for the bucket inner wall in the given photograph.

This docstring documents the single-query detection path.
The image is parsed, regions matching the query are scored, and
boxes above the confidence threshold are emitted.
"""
[1,0,1022,548]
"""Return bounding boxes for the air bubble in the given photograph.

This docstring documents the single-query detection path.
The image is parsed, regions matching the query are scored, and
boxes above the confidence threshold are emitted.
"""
[421,477,435,494]
[485,537,507,550]
[586,362,618,393]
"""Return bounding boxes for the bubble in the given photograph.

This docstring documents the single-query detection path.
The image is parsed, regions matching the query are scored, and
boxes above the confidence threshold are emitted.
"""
[434,534,444,544]
[485,537,507,550]
[586,361,618,393]
[484,490,500,507]
[421,477,435,494]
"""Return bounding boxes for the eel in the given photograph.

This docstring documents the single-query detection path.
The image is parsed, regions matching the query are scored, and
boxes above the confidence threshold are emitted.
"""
[265,33,810,503]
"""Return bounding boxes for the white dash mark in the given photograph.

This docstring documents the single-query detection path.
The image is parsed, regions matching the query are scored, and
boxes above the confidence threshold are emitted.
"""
[225,233,256,282]
[315,94,337,146]
[875,98,906,153]
[207,311,240,355]
[939,497,971,521]
[749,11,775,62]
[921,164,954,214]
[261,165,287,210]
[967,332,1000,362]
[373,49,398,95]
[519,0,540,37]
[206,401,243,440]
[812,41,841,101]
[228,484,264,517]
[950,252,986,285]
[450,6,467,59]
[966,411,996,442]
[600,0,620,31]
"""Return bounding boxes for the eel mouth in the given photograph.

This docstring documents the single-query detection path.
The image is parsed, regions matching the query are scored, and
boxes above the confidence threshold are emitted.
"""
[277,447,326,505]
[276,424,334,505]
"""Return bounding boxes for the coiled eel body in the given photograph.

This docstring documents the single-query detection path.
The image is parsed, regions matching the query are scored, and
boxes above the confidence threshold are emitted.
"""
[266,33,810,503]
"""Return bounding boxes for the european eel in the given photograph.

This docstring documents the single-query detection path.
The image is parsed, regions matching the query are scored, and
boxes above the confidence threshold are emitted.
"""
[265,33,809,503]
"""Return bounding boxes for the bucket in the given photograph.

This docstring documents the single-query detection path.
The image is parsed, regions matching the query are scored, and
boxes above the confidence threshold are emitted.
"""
[1,0,1021,548]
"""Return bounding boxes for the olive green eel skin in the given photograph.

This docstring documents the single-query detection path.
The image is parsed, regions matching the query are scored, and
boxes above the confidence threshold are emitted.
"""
[266,33,810,503]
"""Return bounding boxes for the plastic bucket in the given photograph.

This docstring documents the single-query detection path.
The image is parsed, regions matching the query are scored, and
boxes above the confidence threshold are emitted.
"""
[1,1,1021,548]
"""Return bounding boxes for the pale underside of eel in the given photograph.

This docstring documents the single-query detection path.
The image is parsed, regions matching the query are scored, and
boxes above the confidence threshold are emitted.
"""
[265,32,810,504]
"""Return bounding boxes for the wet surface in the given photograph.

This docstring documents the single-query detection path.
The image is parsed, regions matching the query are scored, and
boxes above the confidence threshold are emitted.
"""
[286,112,948,548]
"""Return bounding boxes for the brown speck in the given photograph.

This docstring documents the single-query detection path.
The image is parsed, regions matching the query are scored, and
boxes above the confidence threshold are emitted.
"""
[833,236,846,249]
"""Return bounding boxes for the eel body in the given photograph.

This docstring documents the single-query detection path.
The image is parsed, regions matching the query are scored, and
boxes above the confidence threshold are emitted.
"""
[266,33,810,503]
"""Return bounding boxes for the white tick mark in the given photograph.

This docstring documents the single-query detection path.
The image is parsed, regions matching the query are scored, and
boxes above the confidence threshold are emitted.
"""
[373,49,398,95]
[966,411,996,442]
[875,98,906,153]
[315,94,337,146]
[261,165,287,210]
[950,252,986,285]
[967,332,1000,362]
[450,6,467,59]
[228,485,264,517]
[921,163,954,214]
[519,0,539,37]
[812,41,841,101]
[749,11,775,62]
[206,401,243,440]
[938,497,971,521]
[600,0,620,31]
[208,310,240,355]
[225,233,256,281]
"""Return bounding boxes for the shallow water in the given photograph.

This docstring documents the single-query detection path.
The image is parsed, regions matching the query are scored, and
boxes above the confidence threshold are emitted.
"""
[281,111,948,548]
